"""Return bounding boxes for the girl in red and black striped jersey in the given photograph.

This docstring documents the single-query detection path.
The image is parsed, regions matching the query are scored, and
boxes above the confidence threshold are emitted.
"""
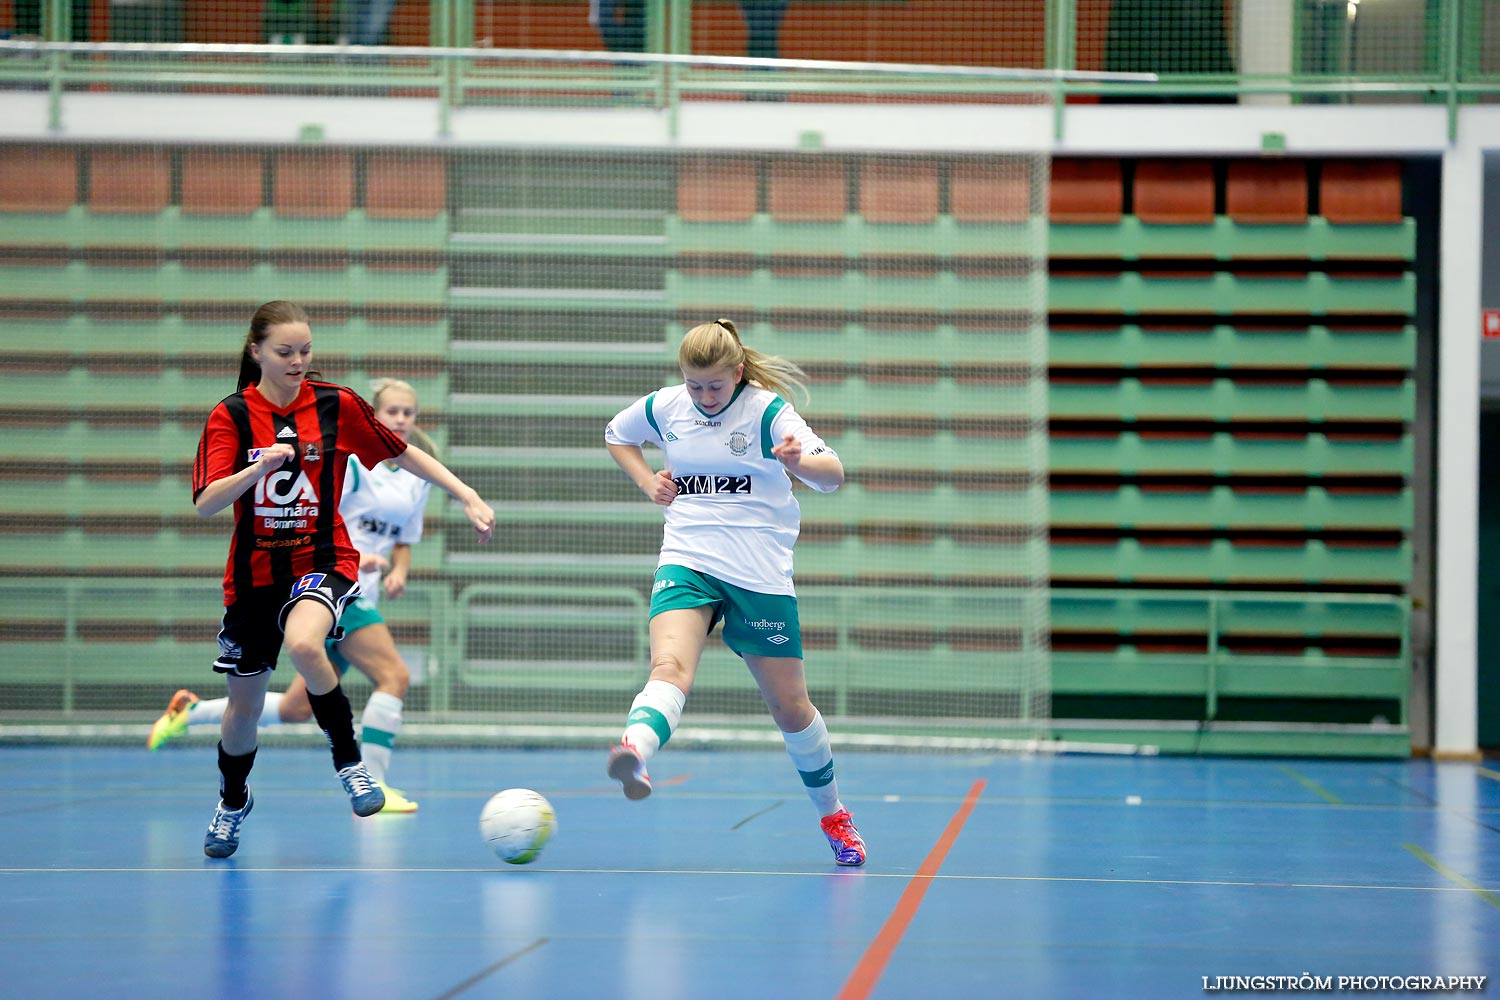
[192,300,496,858]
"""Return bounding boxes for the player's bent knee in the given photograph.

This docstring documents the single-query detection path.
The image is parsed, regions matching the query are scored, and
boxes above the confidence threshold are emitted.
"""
[648,652,693,688]
[282,634,328,667]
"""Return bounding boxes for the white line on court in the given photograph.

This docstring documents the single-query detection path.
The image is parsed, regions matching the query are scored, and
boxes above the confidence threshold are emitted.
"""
[1,866,1493,893]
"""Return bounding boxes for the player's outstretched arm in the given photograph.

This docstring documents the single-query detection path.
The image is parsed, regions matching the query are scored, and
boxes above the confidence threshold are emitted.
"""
[392,444,496,542]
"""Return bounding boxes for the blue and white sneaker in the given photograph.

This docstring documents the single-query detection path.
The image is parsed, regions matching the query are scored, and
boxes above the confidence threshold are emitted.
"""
[337,762,386,816]
[203,792,253,858]
[820,808,867,866]
[607,740,652,801]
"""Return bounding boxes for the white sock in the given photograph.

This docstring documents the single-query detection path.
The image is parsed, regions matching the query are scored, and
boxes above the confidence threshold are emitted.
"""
[359,691,404,785]
[190,693,285,728]
[621,679,686,762]
[188,697,226,727]
[782,710,843,817]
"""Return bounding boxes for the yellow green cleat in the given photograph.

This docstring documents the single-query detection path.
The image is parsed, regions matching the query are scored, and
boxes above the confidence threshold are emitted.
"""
[146,689,199,750]
[376,783,419,813]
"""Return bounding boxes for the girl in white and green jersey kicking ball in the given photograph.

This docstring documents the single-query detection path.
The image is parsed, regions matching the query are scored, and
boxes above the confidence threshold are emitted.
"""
[604,318,867,866]
[149,378,433,814]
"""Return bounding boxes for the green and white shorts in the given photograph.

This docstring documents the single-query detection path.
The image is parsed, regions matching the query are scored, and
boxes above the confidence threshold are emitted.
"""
[325,594,384,673]
[649,565,803,659]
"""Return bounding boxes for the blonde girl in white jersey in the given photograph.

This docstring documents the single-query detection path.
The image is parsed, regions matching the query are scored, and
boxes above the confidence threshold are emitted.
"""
[603,318,866,866]
[148,379,434,814]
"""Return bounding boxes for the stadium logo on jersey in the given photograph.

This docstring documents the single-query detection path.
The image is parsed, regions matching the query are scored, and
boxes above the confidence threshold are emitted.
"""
[693,419,721,427]
[303,442,320,463]
[276,425,298,440]
[673,474,752,496]
[253,469,320,529]
[726,432,750,456]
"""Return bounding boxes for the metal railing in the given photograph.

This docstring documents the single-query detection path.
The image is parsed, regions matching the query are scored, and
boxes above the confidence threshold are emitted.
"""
[1,0,1496,138]
[0,577,1409,730]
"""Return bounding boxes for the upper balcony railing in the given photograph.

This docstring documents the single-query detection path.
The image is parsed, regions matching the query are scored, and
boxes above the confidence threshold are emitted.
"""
[1,0,1496,137]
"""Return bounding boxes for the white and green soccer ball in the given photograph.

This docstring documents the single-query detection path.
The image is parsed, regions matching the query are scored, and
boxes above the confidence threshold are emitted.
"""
[479,788,557,865]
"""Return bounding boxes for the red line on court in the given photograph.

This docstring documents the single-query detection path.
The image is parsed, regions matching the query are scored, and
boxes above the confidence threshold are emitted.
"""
[836,779,987,1000]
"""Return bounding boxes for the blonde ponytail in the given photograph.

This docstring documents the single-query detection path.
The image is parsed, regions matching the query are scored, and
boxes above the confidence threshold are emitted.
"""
[678,318,809,406]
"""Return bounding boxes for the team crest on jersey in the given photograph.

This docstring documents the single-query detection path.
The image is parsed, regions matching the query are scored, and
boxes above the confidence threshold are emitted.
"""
[726,432,750,456]
[303,442,320,463]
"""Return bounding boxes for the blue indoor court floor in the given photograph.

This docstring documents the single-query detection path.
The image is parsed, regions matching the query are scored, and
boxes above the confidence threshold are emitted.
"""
[1,743,1497,1000]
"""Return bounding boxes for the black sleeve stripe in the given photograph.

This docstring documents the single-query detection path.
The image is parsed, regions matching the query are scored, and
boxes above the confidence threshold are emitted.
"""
[345,385,408,455]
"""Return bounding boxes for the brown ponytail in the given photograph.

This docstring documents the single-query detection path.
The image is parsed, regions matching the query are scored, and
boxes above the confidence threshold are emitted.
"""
[237,300,314,391]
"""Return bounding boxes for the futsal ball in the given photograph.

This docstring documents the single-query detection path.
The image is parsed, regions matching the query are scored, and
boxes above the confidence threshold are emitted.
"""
[479,788,557,865]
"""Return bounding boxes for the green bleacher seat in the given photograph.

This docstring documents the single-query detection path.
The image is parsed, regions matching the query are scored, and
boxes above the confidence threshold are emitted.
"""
[1050,537,1412,586]
[666,213,1045,260]
[1048,377,1414,421]
[0,260,448,307]
[449,392,636,419]
[1047,216,1415,262]
[816,431,1034,474]
[730,320,1044,366]
[665,267,1039,315]
[0,420,448,467]
[0,315,450,363]
[1049,431,1413,476]
[1050,485,1413,530]
[810,377,1034,420]
[0,476,188,517]
[0,522,445,577]
[0,369,448,414]
[1048,271,1416,316]
[0,206,430,253]
[795,536,1044,583]
[1048,324,1416,370]
[0,527,225,574]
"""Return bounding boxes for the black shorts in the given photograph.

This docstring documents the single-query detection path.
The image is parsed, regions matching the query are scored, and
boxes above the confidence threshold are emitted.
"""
[212,571,360,677]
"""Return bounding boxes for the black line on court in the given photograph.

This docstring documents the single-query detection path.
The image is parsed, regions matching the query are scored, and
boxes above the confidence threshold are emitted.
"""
[731,800,785,830]
[430,937,549,1000]
[1377,775,1500,837]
